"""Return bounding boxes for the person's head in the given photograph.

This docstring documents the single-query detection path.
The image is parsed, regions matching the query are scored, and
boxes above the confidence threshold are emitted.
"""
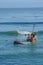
[31,32,36,37]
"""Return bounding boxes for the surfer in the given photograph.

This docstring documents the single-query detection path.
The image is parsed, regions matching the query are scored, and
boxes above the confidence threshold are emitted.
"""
[27,32,36,43]
[14,32,37,45]
[31,33,36,43]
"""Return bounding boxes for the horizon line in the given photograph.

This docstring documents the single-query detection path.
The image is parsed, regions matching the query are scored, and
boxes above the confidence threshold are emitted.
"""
[0,7,43,8]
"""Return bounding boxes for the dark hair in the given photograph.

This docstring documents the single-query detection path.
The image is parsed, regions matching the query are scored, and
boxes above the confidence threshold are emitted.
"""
[31,33,35,37]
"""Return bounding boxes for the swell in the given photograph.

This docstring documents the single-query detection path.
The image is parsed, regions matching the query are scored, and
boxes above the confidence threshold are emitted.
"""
[0,30,43,35]
[37,31,43,35]
[0,31,18,35]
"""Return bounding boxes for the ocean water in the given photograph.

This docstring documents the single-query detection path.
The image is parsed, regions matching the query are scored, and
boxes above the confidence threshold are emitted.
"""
[0,8,43,65]
[0,8,43,22]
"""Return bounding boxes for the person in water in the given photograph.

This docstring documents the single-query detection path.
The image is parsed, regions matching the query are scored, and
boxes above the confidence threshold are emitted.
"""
[27,32,36,43]
[31,33,36,43]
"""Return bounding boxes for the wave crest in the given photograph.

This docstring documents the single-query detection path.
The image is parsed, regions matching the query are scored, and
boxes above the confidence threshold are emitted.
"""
[0,30,43,35]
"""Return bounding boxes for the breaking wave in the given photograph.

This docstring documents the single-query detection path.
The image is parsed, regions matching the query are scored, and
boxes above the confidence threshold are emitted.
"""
[0,30,43,35]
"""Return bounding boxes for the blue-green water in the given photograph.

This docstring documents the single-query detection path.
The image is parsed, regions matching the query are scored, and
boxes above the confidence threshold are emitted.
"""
[0,8,43,65]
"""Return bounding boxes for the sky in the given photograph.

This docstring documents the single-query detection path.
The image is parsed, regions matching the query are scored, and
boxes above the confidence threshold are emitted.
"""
[0,0,43,8]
